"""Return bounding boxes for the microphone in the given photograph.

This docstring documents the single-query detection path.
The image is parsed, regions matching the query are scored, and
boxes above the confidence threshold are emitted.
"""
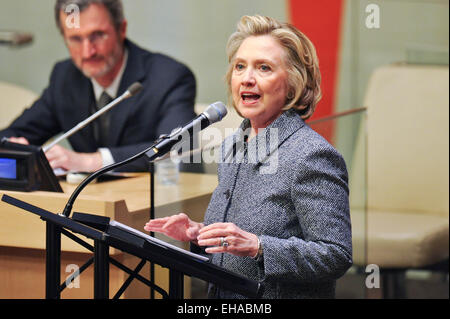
[42,82,143,152]
[60,101,228,217]
[0,31,33,46]
[145,101,228,159]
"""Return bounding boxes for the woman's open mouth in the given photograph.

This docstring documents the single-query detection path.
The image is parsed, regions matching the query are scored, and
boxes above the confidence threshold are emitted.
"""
[241,92,261,104]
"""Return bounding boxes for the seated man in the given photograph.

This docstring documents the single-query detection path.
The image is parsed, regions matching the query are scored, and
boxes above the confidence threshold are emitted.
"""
[0,0,196,172]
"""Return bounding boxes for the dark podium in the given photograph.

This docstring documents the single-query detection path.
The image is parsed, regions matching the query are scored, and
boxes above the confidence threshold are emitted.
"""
[1,194,262,299]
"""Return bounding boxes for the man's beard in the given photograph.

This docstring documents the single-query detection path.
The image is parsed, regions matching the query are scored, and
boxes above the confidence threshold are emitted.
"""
[80,45,123,79]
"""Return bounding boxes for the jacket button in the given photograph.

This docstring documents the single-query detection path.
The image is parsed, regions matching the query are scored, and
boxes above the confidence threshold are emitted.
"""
[224,189,231,200]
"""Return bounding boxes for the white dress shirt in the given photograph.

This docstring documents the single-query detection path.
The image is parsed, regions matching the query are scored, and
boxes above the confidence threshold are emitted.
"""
[90,49,128,167]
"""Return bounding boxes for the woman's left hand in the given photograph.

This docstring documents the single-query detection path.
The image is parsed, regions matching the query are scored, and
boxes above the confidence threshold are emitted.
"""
[197,222,259,257]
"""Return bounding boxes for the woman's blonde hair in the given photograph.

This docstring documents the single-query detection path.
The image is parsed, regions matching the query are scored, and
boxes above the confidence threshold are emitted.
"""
[226,15,321,120]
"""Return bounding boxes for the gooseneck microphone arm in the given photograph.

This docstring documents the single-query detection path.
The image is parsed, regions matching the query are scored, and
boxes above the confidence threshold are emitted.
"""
[61,134,170,217]
[60,101,228,218]
[42,82,143,153]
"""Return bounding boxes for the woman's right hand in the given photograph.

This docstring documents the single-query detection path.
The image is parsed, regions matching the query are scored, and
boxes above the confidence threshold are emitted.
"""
[144,213,204,243]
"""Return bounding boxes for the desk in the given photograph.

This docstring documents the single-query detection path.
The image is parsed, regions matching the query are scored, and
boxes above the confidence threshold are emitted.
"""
[0,172,217,298]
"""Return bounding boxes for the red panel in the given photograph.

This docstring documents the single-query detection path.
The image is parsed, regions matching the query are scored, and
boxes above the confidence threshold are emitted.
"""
[288,0,344,123]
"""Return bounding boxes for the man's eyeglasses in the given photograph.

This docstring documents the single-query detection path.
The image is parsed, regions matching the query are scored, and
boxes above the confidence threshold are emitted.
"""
[66,31,109,48]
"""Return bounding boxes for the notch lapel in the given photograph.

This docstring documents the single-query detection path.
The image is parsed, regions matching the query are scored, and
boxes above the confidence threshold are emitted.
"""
[108,40,147,146]
[66,76,98,151]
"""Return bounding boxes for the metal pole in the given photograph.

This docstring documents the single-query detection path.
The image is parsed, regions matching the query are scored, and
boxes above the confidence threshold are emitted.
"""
[149,161,155,299]
[94,239,109,299]
[169,269,184,299]
[46,222,61,299]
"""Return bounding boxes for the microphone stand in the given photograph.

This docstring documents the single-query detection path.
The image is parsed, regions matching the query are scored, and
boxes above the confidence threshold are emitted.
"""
[42,82,142,153]
[44,91,133,152]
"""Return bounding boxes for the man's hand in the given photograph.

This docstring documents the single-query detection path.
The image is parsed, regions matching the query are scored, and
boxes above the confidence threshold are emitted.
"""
[7,137,30,145]
[45,144,103,172]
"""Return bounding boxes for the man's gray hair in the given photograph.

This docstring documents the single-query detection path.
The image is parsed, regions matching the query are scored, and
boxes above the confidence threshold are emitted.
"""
[55,0,124,33]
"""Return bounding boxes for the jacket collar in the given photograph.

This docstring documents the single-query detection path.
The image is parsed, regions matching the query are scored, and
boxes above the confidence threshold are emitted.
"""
[116,39,147,95]
[223,108,305,164]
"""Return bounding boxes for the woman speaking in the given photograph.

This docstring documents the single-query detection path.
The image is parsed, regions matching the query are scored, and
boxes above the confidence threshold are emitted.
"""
[145,15,352,299]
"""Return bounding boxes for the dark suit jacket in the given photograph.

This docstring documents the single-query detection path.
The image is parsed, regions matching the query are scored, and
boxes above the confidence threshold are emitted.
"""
[0,39,197,171]
[203,109,353,299]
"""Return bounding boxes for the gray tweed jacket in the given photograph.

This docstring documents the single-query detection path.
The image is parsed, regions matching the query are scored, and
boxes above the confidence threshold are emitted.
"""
[203,109,352,299]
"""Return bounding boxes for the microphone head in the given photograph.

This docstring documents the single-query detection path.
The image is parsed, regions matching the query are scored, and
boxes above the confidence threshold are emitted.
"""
[0,31,33,46]
[204,101,228,124]
[126,82,143,97]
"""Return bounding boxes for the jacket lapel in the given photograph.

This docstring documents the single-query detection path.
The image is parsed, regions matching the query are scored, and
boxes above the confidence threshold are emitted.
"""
[108,39,147,146]
[67,75,98,150]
